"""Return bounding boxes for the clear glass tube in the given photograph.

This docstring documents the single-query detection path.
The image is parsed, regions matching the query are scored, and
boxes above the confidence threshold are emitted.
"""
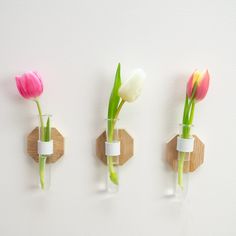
[105,119,120,193]
[175,124,193,199]
[38,114,52,190]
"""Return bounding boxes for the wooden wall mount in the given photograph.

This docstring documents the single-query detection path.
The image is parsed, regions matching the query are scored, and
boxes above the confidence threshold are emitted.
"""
[166,135,204,172]
[96,129,134,165]
[27,127,64,164]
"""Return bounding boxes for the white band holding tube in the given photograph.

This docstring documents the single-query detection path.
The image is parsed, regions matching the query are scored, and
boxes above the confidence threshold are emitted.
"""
[176,137,195,152]
[105,141,120,156]
[37,140,54,155]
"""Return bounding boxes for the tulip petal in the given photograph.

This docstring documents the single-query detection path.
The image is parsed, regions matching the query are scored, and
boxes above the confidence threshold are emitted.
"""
[15,71,43,99]
[16,75,30,99]
[119,69,145,102]
[31,71,43,97]
[195,70,210,101]
[186,72,194,98]
[25,72,37,98]
[186,70,202,98]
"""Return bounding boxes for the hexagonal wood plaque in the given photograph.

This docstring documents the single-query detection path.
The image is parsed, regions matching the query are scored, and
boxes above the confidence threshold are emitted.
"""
[27,127,64,164]
[96,129,134,165]
[166,135,204,172]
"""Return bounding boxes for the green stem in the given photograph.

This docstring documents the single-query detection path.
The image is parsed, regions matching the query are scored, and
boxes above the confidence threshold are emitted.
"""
[178,106,192,188]
[39,156,46,189]
[183,83,197,124]
[178,152,185,188]
[34,99,46,190]
[35,99,44,140]
[182,95,189,124]
[114,100,125,120]
[108,100,125,185]
[178,86,197,189]
[182,100,193,138]
[189,99,195,125]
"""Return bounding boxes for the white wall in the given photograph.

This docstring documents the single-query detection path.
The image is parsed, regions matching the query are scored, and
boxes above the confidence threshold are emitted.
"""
[0,0,235,235]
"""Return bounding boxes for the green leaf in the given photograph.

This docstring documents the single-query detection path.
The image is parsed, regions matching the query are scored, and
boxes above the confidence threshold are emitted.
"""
[108,63,121,119]
[44,117,51,142]
[110,172,119,185]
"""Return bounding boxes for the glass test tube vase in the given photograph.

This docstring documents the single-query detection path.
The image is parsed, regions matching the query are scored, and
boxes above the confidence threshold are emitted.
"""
[175,124,194,198]
[105,119,120,193]
[37,114,53,190]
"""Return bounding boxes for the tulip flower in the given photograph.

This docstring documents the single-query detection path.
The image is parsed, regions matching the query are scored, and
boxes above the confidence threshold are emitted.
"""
[119,69,146,102]
[15,71,43,99]
[187,70,210,101]
[15,71,50,190]
[107,64,145,185]
[178,70,210,188]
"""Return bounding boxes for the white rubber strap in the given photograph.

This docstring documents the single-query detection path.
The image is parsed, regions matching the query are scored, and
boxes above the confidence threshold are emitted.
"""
[105,141,120,156]
[37,140,54,155]
[176,137,195,152]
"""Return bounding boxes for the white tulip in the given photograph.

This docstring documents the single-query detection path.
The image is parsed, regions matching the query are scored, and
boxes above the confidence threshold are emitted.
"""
[118,69,146,102]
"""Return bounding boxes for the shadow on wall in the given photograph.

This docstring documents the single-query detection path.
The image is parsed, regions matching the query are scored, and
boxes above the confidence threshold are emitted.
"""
[90,70,111,194]
[1,73,19,102]
[0,74,40,191]
[0,74,35,126]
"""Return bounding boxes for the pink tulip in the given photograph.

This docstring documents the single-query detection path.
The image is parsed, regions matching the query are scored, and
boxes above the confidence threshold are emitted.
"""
[187,70,210,101]
[15,71,43,99]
